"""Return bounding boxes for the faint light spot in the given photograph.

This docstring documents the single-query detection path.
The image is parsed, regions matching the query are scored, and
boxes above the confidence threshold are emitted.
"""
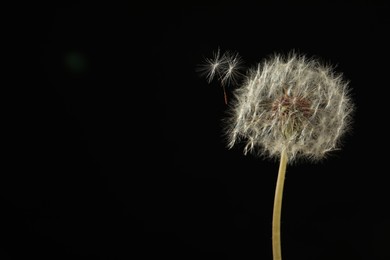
[64,52,87,74]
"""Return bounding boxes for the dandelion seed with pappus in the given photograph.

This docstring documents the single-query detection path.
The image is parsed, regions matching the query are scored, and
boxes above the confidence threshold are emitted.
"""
[198,48,243,104]
[200,50,354,260]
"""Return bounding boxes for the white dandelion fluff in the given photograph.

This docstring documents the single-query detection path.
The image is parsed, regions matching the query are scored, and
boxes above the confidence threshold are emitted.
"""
[202,48,224,83]
[199,48,243,104]
[219,51,243,87]
[225,52,354,162]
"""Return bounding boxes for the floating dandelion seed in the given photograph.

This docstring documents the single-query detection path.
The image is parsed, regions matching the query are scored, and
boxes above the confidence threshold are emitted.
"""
[199,48,243,104]
[220,51,243,87]
[202,48,224,83]
[200,50,354,260]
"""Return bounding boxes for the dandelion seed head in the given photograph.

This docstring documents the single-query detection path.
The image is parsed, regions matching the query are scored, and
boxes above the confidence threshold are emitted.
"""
[223,52,354,162]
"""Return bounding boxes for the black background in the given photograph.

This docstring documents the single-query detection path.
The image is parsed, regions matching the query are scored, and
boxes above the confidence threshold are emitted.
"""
[3,1,390,259]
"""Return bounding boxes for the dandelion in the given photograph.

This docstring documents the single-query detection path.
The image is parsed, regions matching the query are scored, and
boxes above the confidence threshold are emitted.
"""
[200,50,354,260]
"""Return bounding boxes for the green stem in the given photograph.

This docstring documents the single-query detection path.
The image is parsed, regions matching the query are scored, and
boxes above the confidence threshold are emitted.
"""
[272,149,288,260]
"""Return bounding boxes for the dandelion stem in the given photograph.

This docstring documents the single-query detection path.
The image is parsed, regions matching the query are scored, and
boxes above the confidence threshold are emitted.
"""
[272,148,288,260]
